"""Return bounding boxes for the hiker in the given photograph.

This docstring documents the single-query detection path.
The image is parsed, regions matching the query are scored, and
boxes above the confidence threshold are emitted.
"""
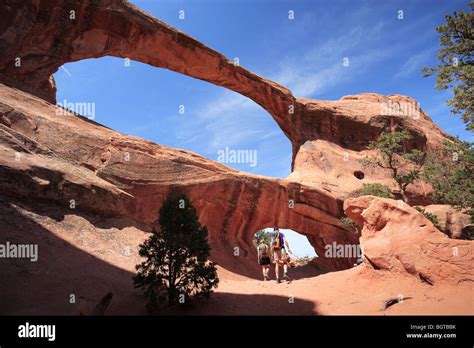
[270,227,292,283]
[257,239,271,281]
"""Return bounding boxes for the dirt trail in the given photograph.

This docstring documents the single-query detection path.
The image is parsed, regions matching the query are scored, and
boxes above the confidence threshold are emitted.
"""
[1,199,471,316]
[187,265,473,315]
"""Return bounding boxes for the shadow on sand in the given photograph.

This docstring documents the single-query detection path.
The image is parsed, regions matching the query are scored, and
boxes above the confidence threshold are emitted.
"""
[158,292,319,315]
[0,196,322,315]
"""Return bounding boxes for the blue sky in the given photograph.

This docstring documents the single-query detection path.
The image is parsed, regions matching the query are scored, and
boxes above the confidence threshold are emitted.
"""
[54,0,472,257]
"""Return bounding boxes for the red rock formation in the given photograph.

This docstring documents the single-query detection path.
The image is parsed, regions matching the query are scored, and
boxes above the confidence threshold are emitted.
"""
[0,1,452,182]
[289,94,449,202]
[295,94,448,153]
[0,0,295,137]
[288,139,433,202]
[344,196,473,286]
[0,1,471,316]
[0,83,356,276]
[0,0,460,275]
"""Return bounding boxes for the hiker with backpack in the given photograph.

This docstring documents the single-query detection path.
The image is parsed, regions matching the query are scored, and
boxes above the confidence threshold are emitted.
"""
[257,239,271,281]
[270,227,292,283]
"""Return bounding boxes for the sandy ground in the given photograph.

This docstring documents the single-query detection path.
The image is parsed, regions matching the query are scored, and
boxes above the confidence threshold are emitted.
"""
[0,198,472,316]
[184,265,473,315]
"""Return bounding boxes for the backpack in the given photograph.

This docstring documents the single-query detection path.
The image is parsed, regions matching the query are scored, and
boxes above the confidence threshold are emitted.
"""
[258,243,268,256]
[273,232,283,249]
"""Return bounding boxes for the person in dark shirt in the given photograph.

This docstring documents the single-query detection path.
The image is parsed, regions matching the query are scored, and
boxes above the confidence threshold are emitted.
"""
[257,240,271,281]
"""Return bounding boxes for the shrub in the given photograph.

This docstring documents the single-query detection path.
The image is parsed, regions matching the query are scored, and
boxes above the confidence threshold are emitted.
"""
[340,216,358,232]
[353,183,395,199]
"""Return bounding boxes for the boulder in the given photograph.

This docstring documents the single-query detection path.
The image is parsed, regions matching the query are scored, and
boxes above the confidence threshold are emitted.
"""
[344,196,473,286]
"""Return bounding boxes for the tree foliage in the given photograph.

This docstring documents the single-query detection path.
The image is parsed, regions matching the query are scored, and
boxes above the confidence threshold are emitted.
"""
[424,140,474,215]
[252,229,273,248]
[363,131,425,201]
[422,2,474,131]
[353,183,395,199]
[133,193,219,312]
[340,216,359,233]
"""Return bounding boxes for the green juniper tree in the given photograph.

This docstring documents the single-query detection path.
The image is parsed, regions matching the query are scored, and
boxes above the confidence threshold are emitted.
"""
[133,193,218,312]
[424,139,474,216]
[422,2,474,131]
[363,130,426,202]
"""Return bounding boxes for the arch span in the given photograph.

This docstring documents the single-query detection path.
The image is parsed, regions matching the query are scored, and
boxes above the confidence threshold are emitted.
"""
[0,0,450,176]
[0,0,295,139]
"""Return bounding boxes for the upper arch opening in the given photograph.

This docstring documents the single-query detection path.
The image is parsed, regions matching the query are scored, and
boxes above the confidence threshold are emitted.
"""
[53,57,293,178]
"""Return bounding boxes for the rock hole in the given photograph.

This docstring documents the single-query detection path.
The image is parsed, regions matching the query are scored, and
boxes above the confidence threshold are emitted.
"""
[353,171,364,180]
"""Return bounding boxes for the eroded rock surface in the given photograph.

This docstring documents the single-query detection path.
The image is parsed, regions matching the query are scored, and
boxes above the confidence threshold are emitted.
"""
[0,0,464,277]
[0,83,356,276]
[344,196,473,286]
[0,1,452,203]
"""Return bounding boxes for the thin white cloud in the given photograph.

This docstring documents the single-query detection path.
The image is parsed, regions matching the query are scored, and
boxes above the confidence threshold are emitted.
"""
[173,20,395,168]
[394,49,433,79]
[172,10,442,177]
[200,91,254,119]
[273,48,389,98]
[60,65,72,77]
[271,22,388,98]
[174,91,270,156]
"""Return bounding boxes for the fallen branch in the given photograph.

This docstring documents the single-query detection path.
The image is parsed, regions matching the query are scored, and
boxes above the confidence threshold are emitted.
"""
[383,296,413,310]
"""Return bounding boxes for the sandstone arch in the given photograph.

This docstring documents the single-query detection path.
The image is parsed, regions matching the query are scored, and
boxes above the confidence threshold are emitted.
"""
[0,0,295,139]
[0,83,357,278]
[0,0,450,173]
[0,0,454,278]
